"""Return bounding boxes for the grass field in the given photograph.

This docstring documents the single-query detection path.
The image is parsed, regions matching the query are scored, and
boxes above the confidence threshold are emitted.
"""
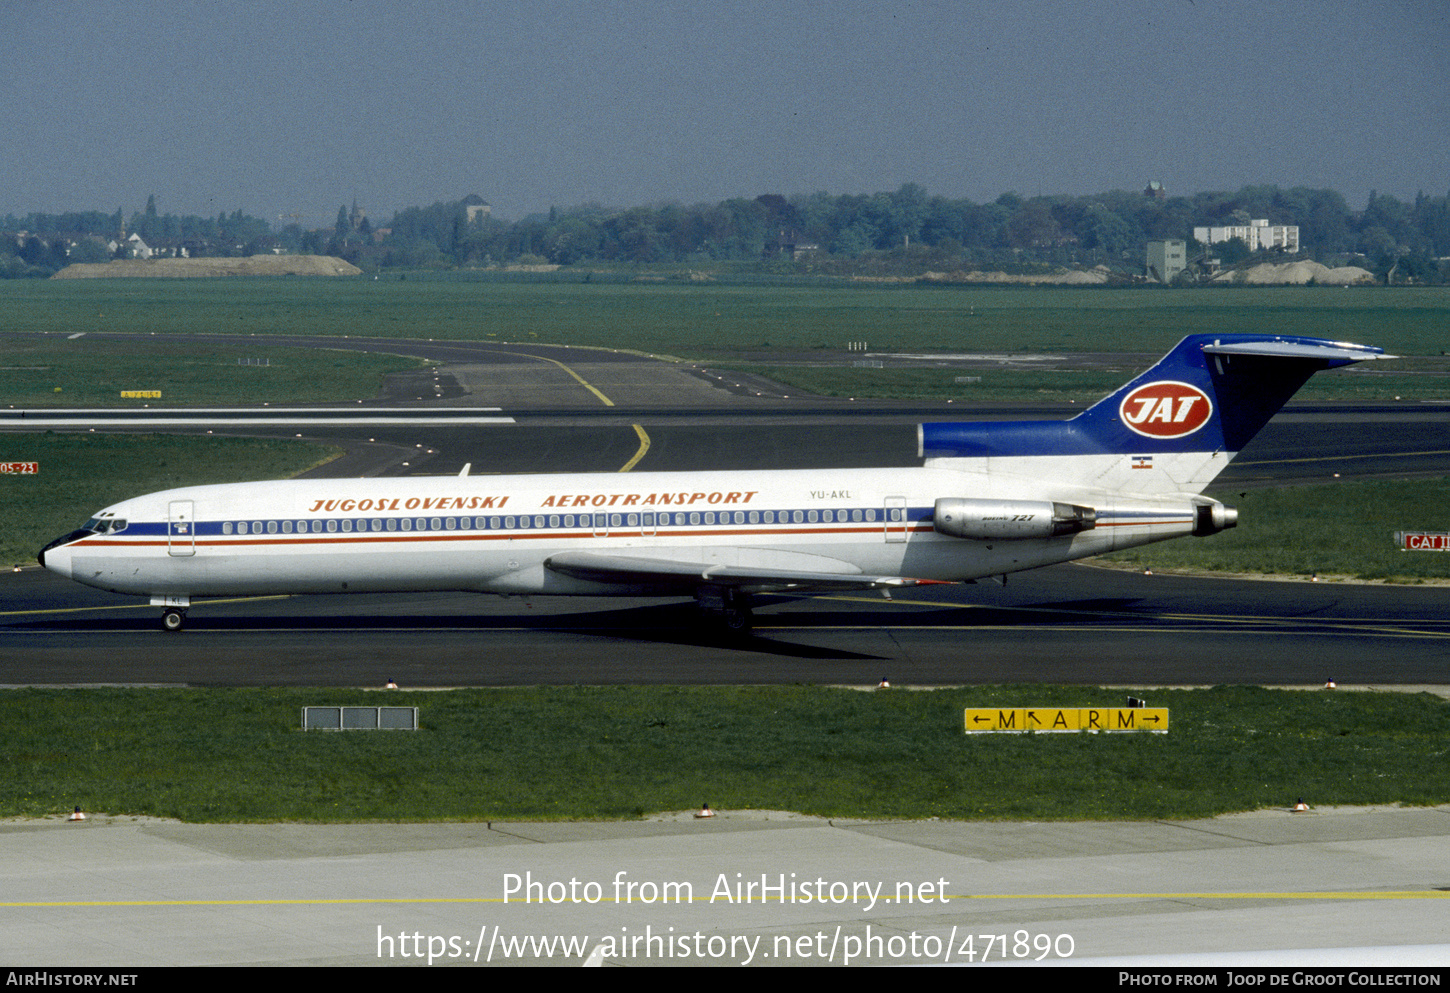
[1099,478,1450,582]
[0,333,424,407]
[5,277,1449,362]
[724,363,1450,403]
[3,685,1446,823]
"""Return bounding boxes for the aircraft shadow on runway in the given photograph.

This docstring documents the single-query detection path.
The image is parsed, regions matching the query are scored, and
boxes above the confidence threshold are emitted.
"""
[13,594,1171,660]
[21,605,888,660]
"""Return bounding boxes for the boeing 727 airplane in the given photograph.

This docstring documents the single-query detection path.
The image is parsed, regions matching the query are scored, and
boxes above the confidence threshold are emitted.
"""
[38,334,1390,632]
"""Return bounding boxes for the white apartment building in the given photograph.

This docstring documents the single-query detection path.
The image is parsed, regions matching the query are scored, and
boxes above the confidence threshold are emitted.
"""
[1192,219,1299,253]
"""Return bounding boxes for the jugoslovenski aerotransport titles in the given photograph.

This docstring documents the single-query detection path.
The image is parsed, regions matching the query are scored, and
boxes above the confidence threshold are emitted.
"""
[38,334,1391,633]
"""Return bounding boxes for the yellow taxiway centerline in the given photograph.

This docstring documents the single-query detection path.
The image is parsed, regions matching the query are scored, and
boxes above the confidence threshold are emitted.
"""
[494,348,650,472]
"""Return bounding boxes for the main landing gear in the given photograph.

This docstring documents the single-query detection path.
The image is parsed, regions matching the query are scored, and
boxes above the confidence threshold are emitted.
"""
[696,586,753,637]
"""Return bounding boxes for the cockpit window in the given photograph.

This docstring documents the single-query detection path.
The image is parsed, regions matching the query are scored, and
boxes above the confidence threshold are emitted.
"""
[83,517,127,535]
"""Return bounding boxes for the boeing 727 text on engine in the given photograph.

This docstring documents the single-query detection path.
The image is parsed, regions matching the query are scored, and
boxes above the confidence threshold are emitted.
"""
[38,334,1390,632]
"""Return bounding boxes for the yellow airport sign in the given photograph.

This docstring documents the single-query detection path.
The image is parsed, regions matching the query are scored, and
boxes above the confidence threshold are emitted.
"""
[964,708,1023,732]
[121,390,162,398]
[965,707,1168,734]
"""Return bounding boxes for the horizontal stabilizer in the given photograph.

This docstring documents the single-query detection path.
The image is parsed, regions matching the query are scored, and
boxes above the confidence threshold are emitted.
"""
[1201,340,1396,363]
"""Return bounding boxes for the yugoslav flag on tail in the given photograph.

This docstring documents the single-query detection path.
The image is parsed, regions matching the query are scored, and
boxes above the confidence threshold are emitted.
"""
[919,334,1393,495]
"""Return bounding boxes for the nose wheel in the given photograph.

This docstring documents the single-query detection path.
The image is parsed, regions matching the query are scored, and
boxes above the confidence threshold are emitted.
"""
[161,607,187,632]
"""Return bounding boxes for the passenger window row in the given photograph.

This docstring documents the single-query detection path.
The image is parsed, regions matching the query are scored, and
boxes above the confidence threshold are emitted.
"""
[219,507,890,536]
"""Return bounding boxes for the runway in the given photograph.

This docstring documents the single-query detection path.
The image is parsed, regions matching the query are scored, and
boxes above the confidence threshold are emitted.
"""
[3,334,1448,686]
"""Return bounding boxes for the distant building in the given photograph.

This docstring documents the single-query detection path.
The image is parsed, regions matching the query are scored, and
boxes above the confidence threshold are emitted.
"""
[1146,240,1186,283]
[771,229,819,261]
[145,238,189,258]
[462,194,491,224]
[1144,180,1167,199]
[108,232,153,259]
[1194,256,1223,278]
[1193,219,1299,253]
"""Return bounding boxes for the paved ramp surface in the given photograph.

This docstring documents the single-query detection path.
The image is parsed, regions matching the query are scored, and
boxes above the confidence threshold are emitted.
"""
[5,806,1450,966]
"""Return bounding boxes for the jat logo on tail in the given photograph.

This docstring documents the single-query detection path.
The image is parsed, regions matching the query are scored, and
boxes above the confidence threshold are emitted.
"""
[1118,381,1213,439]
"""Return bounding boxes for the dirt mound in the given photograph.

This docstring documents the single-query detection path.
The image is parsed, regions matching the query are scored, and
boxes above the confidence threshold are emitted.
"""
[52,255,362,279]
[1212,260,1373,285]
[921,266,1112,285]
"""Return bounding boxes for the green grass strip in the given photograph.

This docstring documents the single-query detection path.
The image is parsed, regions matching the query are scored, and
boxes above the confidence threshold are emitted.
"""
[1101,477,1450,583]
[7,280,1450,364]
[3,685,1447,823]
[0,334,424,407]
[719,363,1450,403]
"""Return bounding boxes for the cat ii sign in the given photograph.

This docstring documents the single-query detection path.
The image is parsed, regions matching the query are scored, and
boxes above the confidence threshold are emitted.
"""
[1397,531,1449,551]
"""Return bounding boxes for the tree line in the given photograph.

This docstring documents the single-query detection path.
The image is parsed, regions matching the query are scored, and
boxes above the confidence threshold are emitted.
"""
[1,196,277,277]
[319,184,1450,283]
[5,184,1449,281]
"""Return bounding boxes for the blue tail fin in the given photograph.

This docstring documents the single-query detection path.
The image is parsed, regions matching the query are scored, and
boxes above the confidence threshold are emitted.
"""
[920,335,1390,493]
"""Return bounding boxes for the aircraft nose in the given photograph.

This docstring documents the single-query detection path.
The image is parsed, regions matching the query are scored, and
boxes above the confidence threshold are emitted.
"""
[37,530,87,575]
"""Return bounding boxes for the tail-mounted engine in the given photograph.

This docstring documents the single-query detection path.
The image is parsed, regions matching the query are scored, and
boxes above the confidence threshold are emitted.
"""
[933,498,1097,540]
[1193,498,1238,536]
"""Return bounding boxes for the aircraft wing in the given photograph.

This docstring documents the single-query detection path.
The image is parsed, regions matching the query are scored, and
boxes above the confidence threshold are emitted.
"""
[543,550,920,592]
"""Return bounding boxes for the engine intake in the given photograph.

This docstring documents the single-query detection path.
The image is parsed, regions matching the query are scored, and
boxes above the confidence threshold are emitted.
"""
[933,498,1097,540]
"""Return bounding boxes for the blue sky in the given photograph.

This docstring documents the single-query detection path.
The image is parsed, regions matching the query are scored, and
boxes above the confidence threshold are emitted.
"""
[6,0,1446,225]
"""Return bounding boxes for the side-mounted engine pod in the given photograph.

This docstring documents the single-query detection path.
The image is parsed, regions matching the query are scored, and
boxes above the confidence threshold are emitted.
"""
[933,498,1097,540]
[1193,499,1238,536]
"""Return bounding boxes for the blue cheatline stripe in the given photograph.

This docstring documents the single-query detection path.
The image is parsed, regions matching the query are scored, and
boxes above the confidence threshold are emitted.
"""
[112,506,927,538]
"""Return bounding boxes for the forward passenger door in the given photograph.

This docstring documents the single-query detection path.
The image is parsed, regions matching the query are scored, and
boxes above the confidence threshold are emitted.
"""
[168,500,195,557]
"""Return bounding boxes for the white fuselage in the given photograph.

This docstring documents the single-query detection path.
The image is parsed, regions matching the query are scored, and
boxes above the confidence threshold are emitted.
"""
[42,464,1202,600]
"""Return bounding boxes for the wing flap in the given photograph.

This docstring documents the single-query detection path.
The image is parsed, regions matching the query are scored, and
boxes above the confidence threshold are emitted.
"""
[544,550,916,591]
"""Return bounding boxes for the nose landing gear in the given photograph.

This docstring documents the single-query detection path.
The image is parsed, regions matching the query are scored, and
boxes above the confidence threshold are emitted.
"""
[152,596,191,633]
